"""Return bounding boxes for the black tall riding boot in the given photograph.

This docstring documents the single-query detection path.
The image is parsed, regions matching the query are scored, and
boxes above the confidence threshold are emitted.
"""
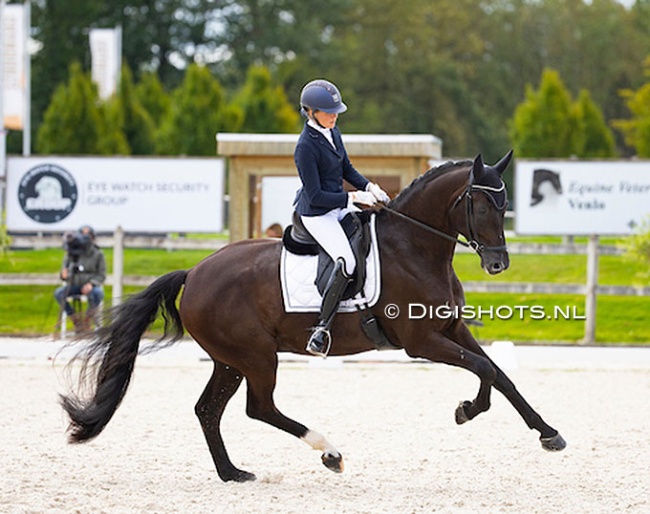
[306,258,353,357]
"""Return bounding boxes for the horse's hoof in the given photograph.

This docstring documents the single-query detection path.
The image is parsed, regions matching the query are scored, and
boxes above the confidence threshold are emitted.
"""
[455,401,471,425]
[221,469,257,482]
[321,452,344,473]
[540,433,567,452]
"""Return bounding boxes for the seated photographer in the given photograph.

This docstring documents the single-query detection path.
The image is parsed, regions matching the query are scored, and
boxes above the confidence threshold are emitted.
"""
[54,225,106,333]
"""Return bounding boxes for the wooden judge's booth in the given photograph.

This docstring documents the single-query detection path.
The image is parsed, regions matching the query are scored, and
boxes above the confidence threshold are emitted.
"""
[216,133,442,242]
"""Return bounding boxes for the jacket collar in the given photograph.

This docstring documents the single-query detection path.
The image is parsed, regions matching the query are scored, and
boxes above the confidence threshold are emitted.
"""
[305,123,342,156]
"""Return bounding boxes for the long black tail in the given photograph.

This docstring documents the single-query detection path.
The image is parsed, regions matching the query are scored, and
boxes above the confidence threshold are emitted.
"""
[60,270,188,443]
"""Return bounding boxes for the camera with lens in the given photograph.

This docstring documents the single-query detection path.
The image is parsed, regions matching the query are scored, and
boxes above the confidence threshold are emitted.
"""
[64,230,91,268]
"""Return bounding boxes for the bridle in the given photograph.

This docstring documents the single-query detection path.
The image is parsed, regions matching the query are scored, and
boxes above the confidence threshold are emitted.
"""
[453,181,508,253]
[378,178,508,254]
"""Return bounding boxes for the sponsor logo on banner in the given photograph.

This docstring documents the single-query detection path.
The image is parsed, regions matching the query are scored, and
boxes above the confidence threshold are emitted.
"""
[515,161,650,235]
[17,164,78,223]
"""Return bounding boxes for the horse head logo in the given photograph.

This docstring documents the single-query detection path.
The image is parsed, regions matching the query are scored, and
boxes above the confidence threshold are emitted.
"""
[531,168,562,207]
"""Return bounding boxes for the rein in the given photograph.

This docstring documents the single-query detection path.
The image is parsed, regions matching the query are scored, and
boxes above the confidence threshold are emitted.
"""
[379,181,508,254]
[378,203,470,248]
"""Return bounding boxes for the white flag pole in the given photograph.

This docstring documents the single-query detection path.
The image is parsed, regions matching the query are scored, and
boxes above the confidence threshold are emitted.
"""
[22,0,30,156]
[1,0,7,183]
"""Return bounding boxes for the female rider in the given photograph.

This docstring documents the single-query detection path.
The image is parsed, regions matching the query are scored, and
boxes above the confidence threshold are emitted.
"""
[293,79,390,357]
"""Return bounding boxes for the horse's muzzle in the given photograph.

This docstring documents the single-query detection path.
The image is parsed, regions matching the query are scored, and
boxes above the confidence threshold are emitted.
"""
[481,251,510,275]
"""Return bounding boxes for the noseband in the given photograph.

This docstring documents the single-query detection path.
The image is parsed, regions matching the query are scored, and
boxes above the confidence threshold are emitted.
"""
[380,180,508,254]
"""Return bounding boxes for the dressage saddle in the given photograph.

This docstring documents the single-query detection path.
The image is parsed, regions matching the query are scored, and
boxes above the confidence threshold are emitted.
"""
[282,210,372,301]
[282,210,399,351]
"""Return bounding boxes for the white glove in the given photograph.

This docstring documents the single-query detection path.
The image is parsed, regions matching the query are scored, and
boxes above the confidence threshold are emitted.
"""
[347,190,377,208]
[366,182,390,203]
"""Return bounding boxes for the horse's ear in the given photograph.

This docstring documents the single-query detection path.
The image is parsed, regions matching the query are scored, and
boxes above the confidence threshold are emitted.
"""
[494,149,514,176]
[471,153,485,183]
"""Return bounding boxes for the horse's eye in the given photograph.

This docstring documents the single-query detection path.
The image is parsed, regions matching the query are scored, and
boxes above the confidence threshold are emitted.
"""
[477,205,489,215]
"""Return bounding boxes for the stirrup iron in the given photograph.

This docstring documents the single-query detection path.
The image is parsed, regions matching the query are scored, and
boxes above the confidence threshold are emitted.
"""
[306,326,332,357]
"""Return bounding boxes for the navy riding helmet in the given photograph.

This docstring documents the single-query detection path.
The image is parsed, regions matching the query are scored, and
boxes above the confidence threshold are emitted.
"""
[299,79,348,116]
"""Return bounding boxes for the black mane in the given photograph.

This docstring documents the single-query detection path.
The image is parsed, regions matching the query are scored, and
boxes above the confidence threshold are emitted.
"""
[390,159,472,207]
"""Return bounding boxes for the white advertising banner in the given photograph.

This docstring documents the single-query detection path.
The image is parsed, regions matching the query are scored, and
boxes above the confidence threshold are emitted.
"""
[89,27,121,99]
[261,176,301,232]
[2,4,25,129]
[515,160,650,235]
[6,157,225,232]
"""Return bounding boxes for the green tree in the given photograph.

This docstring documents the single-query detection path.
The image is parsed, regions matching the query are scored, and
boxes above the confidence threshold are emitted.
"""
[97,102,131,155]
[205,0,353,88]
[333,0,503,157]
[135,71,171,127]
[106,64,156,155]
[511,68,616,158]
[234,66,299,133]
[31,1,105,146]
[572,89,616,158]
[36,62,128,155]
[509,69,575,157]
[480,0,644,142]
[30,1,227,150]
[101,1,218,88]
[156,64,243,156]
[614,58,650,157]
[27,0,650,159]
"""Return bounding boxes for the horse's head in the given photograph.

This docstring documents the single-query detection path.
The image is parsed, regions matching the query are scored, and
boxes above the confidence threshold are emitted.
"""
[455,150,512,275]
[387,150,512,275]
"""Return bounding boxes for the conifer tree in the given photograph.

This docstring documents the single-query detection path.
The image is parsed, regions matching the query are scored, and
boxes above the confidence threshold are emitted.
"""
[135,71,171,127]
[572,89,616,158]
[107,64,156,155]
[156,64,243,156]
[234,65,300,133]
[509,69,575,158]
[36,62,128,155]
[614,58,650,157]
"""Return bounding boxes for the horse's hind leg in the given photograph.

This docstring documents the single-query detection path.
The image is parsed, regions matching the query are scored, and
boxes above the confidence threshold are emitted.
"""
[244,356,344,474]
[195,360,255,482]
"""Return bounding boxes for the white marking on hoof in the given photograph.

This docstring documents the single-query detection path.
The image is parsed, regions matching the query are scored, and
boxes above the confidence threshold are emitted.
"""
[301,429,341,459]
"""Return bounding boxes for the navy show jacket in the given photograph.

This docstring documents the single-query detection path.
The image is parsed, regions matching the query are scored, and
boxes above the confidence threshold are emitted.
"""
[293,123,369,216]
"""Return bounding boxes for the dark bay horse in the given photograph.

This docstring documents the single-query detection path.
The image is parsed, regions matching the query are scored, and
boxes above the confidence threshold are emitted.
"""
[61,150,566,482]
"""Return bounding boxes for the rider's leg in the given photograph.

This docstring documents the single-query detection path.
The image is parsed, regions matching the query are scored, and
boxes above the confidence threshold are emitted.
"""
[300,210,355,356]
[301,209,355,275]
[306,258,353,356]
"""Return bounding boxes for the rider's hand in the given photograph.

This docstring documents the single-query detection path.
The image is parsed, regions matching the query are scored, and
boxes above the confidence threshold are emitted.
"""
[366,182,390,203]
[348,191,377,208]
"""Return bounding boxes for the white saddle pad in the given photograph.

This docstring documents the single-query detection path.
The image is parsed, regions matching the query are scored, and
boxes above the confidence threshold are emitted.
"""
[280,214,381,313]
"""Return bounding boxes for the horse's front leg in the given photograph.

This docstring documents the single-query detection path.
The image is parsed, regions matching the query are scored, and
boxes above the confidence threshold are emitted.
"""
[447,321,567,451]
[402,329,498,422]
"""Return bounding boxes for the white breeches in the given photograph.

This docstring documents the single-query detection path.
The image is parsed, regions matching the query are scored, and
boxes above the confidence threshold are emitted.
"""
[300,208,356,276]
